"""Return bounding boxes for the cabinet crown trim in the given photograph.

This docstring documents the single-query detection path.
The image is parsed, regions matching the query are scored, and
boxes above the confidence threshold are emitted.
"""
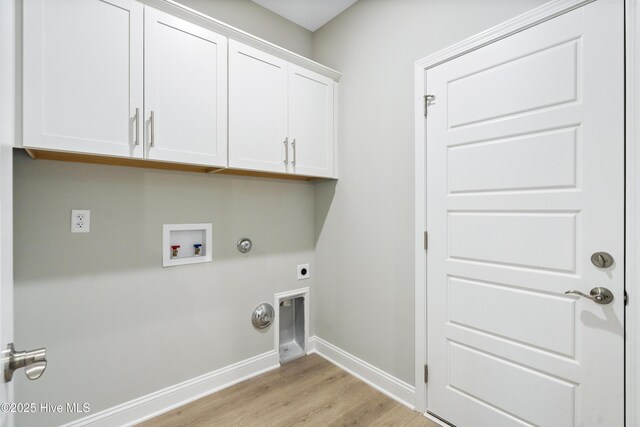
[143,0,342,82]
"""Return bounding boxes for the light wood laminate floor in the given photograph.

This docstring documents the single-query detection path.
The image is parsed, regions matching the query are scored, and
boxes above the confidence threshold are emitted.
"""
[139,354,439,427]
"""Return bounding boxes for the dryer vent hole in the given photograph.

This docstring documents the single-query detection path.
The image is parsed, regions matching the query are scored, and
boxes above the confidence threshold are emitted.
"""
[279,296,305,363]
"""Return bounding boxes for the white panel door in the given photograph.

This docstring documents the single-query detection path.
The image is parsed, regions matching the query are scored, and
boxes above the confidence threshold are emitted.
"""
[145,8,227,167]
[288,65,335,178]
[23,0,143,158]
[228,40,289,173]
[426,1,624,426]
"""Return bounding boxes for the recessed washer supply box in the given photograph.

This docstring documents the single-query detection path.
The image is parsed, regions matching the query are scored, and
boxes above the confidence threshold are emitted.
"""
[162,223,213,267]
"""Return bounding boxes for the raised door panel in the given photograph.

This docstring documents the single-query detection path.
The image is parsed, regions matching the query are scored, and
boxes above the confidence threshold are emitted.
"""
[288,65,334,178]
[23,0,143,158]
[228,40,288,173]
[144,8,227,167]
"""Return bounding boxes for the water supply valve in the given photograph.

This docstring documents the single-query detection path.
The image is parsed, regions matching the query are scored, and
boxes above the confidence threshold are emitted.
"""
[170,245,181,258]
[194,244,202,256]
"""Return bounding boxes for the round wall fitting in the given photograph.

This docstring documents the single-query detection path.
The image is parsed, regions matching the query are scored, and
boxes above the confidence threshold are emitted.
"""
[251,303,274,329]
[237,238,252,253]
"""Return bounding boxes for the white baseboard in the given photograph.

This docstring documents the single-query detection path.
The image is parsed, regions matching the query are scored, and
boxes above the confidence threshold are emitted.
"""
[307,336,416,409]
[60,350,279,427]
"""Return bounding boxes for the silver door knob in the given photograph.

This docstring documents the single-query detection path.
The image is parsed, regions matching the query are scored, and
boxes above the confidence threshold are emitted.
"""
[565,287,614,305]
[3,343,47,382]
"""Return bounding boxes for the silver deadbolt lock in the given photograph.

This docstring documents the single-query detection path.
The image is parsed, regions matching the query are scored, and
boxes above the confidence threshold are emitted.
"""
[591,252,614,268]
[3,343,47,382]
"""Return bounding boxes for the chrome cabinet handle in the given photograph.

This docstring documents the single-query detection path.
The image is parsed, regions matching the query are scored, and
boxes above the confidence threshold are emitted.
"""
[150,110,155,147]
[3,343,47,382]
[284,137,289,164]
[565,287,614,305]
[292,138,296,166]
[134,108,140,146]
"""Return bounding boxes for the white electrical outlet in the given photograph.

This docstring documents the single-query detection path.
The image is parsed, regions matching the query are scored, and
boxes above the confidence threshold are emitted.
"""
[71,209,90,233]
[297,263,310,280]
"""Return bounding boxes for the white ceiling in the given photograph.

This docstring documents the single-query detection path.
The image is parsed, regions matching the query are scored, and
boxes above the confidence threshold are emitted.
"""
[251,0,358,32]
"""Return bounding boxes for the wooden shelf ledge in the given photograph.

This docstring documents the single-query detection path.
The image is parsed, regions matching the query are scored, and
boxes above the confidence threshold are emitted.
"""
[23,149,323,182]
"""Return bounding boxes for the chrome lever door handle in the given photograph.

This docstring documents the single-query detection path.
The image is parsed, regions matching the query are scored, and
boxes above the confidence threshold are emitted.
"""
[565,287,614,305]
[2,343,47,382]
[25,361,47,381]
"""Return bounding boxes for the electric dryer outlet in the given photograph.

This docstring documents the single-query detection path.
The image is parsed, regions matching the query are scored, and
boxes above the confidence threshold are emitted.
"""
[297,264,310,280]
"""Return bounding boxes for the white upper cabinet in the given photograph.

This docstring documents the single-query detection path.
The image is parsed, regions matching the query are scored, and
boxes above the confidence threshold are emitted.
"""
[228,41,336,178]
[22,1,339,178]
[23,0,144,158]
[228,40,288,174]
[144,8,227,167]
[288,65,335,178]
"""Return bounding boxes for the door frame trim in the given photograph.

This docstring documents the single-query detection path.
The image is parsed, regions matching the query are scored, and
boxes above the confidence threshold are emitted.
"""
[413,0,636,423]
[625,1,639,425]
[0,0,17,425]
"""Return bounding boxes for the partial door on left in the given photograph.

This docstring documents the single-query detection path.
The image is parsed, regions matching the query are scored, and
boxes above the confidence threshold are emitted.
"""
[23,0,144,158]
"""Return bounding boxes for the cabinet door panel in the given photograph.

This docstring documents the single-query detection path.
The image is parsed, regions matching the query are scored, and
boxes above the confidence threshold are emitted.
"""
[289,65,334,178]
[228,40,288,173]
[23,0,143,157]
[145,8,227,167]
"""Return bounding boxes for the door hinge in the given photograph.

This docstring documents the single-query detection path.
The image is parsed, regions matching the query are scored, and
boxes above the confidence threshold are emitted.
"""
[424,364,429,383]
[424,231,428,251]
[625,290,629,306]
[424,95,436,117]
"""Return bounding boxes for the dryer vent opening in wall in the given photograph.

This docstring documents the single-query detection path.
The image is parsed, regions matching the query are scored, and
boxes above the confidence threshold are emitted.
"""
[279,296,305,363]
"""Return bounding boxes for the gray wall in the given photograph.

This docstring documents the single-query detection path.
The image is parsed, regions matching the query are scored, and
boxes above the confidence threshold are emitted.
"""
[313,0,548,385]
[13,152,316,426]
[175,0,314,57]
[13,3,314,425]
